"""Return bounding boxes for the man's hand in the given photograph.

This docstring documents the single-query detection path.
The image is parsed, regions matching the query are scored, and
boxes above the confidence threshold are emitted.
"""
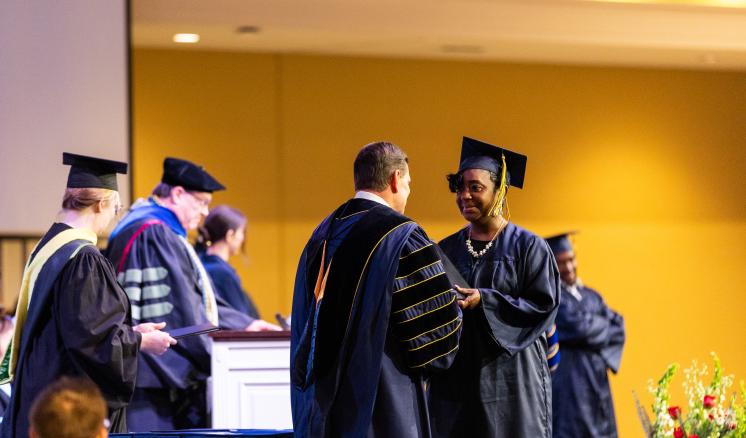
[245,319,283,332]
[133,321,166,334]
[135,322,177,355]
[455,286,481,310]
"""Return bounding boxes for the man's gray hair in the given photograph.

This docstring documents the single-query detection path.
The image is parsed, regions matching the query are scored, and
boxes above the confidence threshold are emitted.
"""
[353,142,408,192]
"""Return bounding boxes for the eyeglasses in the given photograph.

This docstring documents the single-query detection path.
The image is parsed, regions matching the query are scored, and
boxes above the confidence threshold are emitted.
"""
[186,191,211,209]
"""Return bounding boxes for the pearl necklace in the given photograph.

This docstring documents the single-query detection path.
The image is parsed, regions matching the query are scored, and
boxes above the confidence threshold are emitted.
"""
[465,223,505,258]
[465,236,493,258]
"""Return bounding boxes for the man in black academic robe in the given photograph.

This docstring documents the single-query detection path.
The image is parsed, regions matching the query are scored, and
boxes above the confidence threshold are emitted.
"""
[546,233,625,438]
[106,157,253,430]
[291,142,462,438]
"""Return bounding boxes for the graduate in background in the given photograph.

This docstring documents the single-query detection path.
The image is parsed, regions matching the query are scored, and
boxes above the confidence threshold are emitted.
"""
[105,157,255,431]
[0,153,175,438]
[546,232,625,438]
[429,137,560,438]
[197,205,281,330]
[291,142,462,438]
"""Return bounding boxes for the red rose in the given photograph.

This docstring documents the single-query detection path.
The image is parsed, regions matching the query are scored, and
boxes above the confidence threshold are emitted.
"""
[668,406,682,419]
[703,394,716,409]
[673,427,685,438]
[708,413,715,420]
[690,435,699,438]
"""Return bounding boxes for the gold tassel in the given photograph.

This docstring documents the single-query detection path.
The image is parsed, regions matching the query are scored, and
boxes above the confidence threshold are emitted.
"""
[488,154,508,217]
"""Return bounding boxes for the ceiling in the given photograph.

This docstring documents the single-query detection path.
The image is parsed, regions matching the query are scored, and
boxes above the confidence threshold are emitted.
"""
[131,0,746,70]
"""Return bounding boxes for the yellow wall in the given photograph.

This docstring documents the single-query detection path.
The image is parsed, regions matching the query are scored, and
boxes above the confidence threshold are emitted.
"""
[132,48,746,436]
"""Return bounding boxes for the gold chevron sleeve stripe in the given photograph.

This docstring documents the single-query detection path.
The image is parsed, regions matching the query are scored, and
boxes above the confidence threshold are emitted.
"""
[394,272,446,294]
[392,290,452,314]
[395,260,441,280]
[399,243,433,260]
[396,295,456,324]
[547,344,560,358]
[411,345,460,369]
[400,316,461,342]
[547,324,556,337]
[407,320,462,352]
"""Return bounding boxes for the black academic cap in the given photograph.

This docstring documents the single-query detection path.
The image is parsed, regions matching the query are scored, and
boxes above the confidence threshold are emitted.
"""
[161,157,226,193]
[545,231,577,254]
[457,137,527,189]
[63,152,128,191]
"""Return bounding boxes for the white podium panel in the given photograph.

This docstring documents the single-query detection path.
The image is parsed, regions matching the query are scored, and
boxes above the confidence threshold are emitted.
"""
[210,332,292,429]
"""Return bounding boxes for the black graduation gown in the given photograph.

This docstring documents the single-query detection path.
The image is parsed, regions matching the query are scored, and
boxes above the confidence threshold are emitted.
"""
[551,285,625,438]
[291,199,462,438]
[429,223,560,438]
[0,223,140,438]
[200,254,261,320]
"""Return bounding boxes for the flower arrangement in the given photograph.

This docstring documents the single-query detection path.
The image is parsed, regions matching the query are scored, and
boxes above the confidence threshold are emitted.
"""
[635,353,746,438]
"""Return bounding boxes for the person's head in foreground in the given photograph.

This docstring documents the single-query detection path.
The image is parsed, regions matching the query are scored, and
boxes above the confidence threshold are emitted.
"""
[28,376,109,438]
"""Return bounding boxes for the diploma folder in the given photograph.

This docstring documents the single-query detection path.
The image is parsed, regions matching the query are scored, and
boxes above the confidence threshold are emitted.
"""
[433,244,470,300]
[167,323,221,339]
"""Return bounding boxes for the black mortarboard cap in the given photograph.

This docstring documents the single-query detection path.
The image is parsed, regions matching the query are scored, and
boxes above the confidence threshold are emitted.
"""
[161,157,226,193]
[457,137,527,189]
[63,152,128,190]
[545,231,577,254]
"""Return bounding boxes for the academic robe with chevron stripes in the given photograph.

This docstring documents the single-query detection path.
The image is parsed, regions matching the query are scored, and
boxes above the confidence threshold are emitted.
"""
[291,198,462,438]
[0,223,140,438]
[105,200,254,431]
[429,223,560,438]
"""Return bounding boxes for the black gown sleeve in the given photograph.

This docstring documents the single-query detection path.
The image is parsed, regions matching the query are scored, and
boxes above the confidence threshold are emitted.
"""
[53,247,140,407]
[478,235,560,355]
[391,228,462,372]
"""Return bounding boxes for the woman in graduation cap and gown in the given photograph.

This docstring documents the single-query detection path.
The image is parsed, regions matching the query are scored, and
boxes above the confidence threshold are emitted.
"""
[0,153,175,438]
[428,137,561,438]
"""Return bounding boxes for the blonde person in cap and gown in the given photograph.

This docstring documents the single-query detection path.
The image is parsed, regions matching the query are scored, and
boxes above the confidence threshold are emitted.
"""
[0,153,175,438]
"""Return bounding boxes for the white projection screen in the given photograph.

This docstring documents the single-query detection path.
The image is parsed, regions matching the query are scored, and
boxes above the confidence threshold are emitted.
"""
[0,0,130,235]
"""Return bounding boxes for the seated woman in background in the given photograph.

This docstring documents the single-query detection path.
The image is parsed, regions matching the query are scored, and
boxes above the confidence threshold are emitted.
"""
[198,205,281,331]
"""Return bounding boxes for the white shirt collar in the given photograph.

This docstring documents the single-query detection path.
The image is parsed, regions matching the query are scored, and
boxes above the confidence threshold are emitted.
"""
[354,191,390,207]
[564,278,584,301]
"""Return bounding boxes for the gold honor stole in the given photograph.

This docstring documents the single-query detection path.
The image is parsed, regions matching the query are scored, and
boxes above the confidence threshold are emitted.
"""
[0,228,97,384]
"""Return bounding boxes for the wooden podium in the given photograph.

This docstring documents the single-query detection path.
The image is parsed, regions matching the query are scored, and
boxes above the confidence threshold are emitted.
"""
[210,331,292,429]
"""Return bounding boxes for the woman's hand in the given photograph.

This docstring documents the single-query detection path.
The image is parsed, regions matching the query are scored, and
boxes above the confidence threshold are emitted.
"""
[455,285,481,310]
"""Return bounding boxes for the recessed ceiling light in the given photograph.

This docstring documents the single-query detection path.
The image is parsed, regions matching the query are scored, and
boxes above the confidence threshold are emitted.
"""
[236,25,261,34]
[173,33,200,44]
